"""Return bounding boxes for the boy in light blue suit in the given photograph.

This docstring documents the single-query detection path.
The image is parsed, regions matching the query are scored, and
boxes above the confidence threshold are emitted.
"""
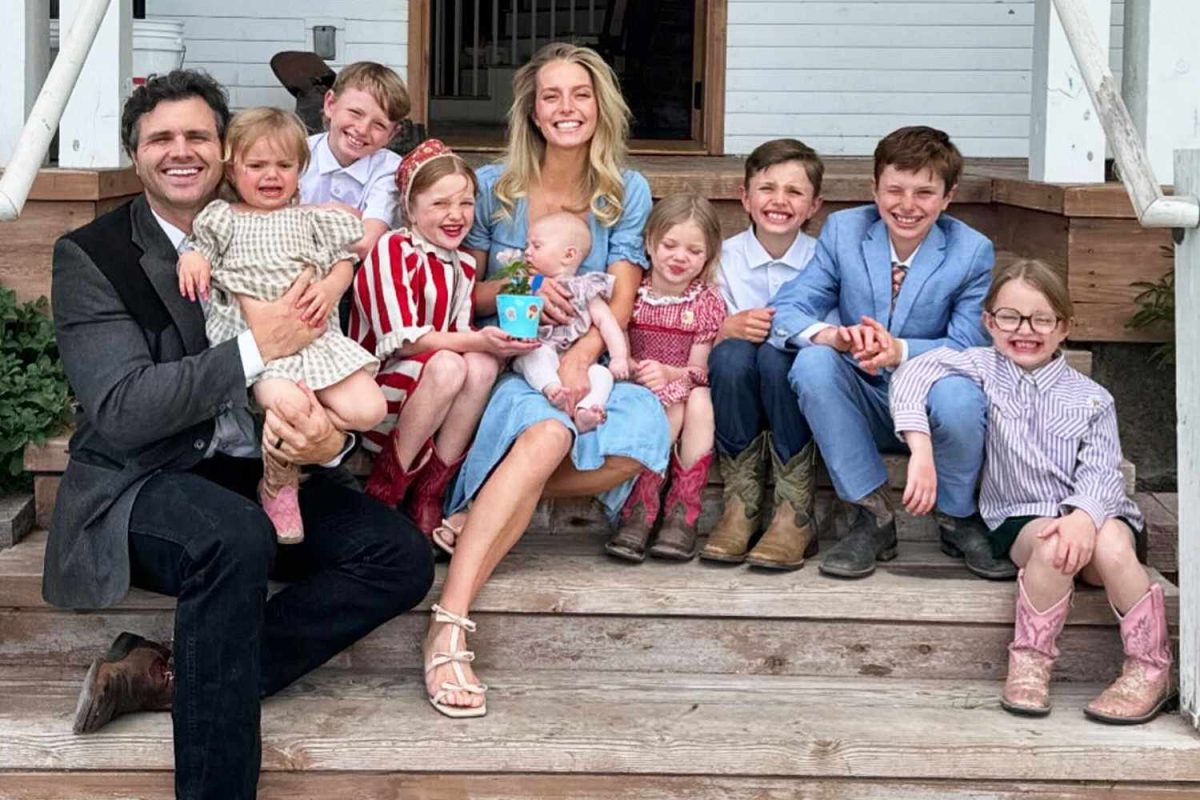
[768,126,1013,581]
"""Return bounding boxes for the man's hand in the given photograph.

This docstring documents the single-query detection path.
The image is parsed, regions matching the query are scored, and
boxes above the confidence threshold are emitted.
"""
[1037,509,1097,575]
[536,278,576,325]
[262,381,346,466]
[901,433,937,515]
[722,308,774,343]
[852,316,903,375]
[240,267,321,362]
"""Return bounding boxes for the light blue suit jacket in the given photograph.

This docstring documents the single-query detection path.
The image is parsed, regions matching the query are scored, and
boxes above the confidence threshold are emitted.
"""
[768,205,993,365]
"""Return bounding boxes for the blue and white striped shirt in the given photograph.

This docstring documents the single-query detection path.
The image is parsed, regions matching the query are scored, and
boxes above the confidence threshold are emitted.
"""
[890,346,1142,532]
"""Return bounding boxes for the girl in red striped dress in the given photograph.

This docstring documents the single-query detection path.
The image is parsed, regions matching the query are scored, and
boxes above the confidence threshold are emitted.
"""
[607,194,726,563]
[349,140,537,538]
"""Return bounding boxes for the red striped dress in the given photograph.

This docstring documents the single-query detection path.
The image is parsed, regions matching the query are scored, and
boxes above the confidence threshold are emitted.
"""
[348,228,477,454]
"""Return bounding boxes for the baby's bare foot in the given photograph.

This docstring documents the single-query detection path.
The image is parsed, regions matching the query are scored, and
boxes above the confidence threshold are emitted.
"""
[545,383,571,412]
[574,405,607,433]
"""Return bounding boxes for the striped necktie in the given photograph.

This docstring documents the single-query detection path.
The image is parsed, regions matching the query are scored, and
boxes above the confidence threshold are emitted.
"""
[891,261,908,311]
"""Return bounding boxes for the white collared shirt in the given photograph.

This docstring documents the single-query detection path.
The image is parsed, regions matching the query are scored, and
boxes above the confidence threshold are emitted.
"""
[300,133,401,225]
[716,227,817,312]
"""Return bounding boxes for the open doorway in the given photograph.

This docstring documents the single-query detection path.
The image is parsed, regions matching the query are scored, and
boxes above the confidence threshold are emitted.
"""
[410,0,725,154]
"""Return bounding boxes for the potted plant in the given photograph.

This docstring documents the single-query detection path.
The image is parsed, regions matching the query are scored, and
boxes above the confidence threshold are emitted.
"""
[494,248,545,339]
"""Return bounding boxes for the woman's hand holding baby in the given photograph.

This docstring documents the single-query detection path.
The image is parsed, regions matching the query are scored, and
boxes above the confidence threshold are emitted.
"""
[537,277,576,325]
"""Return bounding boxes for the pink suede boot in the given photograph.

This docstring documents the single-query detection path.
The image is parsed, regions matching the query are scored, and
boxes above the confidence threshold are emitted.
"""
[404,448,466,539]
[1084,583,1177,724]
[605,468,665,563]
[1000,569,1072,717]
[260,447,303,544]
[365,436,431,508]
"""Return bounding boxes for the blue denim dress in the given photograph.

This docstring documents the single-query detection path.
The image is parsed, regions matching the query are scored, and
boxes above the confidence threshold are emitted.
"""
[449,164,670,518]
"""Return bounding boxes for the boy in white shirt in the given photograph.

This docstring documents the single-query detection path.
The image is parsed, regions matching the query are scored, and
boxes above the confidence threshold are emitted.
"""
[702,139,824,570]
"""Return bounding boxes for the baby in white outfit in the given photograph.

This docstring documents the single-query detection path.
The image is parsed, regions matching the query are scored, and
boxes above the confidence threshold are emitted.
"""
[512,212,629,433]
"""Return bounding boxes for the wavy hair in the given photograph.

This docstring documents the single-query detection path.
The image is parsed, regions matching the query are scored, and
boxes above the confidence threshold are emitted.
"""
[494,43,630,228]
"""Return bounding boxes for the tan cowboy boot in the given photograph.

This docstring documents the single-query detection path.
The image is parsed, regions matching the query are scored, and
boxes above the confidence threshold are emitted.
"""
[1001,569,1072,717]
[73,632,174,734]
[700,433,768,564]
[1084,583,1177,724]
[745,440,818,570]
[649,450,714,561]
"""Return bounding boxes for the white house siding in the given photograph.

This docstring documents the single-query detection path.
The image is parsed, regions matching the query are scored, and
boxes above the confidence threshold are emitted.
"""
[724,0,1125,157]
[145,0,408,112]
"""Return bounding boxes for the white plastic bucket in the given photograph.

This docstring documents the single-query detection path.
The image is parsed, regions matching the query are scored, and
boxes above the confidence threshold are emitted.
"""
[49,18,186,85]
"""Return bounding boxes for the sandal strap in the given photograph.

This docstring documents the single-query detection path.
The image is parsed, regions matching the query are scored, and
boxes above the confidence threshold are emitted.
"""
[426,649,476,672]
[431,603,477,632]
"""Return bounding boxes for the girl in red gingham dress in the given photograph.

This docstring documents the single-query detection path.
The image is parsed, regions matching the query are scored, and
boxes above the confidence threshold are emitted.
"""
[606,194,727,563]
[349,140,537,539]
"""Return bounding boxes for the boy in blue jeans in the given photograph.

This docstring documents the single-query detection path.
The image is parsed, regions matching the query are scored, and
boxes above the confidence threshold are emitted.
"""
[704,139,826,570]
[768,126,1014,581]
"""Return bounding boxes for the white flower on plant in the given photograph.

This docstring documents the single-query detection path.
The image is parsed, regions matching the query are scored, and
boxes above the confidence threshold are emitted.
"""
[496,248,524,266]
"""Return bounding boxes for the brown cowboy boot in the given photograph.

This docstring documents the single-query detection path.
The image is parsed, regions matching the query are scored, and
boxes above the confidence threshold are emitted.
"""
[404,447,467,539]
[1000,569,1072,717]
[1084,583,1177,724]
[606,467,665,563]
[746,440,818,570]
[700,433,768,564]
[73,632,174,734]
[649,450,714,561]
[365,435,432,508]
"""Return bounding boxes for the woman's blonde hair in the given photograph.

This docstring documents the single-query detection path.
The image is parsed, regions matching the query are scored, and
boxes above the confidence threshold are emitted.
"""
[985,258,1073,321]
[221,107,309,203]
[494,43,631,228]
[644,193,723,283]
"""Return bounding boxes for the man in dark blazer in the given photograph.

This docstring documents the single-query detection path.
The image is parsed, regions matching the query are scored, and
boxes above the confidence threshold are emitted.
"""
[45,70,433,799]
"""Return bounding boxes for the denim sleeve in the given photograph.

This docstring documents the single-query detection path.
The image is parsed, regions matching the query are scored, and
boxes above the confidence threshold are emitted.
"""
[607,171,651,269]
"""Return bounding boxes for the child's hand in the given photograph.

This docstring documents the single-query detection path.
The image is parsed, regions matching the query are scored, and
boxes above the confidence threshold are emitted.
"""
[852,316,902,375]
[608,356,631,380]
[812,325,855,353]
[296,276,341,327]
[633,359,675,392]
[901,445,937,516]
[178,251,212,302]
[477,325,541,357]
[1037,509,1097,575]
[722,308,774,343]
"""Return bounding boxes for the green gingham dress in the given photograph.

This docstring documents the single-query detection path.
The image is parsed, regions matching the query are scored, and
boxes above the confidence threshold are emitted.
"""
[189,200,379,389]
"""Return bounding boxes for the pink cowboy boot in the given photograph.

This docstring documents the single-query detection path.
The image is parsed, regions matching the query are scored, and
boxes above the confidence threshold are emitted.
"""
[1000,569,1072,716]
[605,467,666,563]
[365,435,432,508]
[649,450,714,562]
[1084,583,1177,724]
[404,448,467,539]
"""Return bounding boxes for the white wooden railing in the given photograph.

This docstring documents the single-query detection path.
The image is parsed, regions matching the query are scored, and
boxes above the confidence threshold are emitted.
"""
[1051,0,1200,733]
[0,0,114,222]
[432,0,600,98]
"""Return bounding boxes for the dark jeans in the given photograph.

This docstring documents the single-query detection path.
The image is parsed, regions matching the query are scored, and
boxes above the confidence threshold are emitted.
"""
[708,338,812,461]
[128,456,434,800]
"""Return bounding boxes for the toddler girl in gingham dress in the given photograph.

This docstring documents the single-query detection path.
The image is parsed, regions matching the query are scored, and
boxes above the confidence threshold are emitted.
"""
[606,193,726,564]
[178,107,386,545]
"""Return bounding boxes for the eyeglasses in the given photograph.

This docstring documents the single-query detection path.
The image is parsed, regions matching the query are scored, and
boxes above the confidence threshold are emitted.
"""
[988,308,1062,334]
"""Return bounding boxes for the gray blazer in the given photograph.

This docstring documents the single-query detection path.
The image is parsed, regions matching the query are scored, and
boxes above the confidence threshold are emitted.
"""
[44,195,251,609]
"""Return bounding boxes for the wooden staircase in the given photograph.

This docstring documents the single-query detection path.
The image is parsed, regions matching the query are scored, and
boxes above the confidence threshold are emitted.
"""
[2,357,1197,797]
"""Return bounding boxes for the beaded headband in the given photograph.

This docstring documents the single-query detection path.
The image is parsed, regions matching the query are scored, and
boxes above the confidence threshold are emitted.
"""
[395,138,459,213]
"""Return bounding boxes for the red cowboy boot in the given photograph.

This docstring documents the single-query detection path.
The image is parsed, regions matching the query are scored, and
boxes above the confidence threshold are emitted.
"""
[365,435,432,508]
[605,467,666,563]
[649,449,714,561]
[404,447,467,538]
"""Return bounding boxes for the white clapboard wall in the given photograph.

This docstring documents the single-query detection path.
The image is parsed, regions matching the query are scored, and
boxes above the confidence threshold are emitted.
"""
[724,0,1125,157]
[145,0,408,112]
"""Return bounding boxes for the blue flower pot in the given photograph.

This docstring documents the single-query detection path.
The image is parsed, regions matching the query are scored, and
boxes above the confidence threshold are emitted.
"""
[497,294,544,339]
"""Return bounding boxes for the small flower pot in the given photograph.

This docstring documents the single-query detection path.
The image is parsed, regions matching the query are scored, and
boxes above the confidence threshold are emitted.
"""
[497,294,544,339]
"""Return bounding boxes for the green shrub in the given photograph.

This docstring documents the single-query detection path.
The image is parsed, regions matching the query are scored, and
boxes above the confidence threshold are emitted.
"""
[0,288,71,492]
[1128,243,1175,365]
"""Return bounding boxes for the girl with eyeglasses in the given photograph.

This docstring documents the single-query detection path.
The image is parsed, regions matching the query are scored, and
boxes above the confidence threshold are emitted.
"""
[888,258,1173,725]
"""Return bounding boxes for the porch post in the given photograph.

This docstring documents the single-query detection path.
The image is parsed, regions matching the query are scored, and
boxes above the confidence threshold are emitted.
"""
[1122,1,1200,186]
[58,0,131,169]
[0,0,51,168]
[1029,0,1110,183]
[1178,149,1200,732]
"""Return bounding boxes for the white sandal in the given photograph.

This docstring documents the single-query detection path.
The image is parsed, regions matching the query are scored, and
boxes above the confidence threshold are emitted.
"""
[431,518,462,556]
[425,604,488,718]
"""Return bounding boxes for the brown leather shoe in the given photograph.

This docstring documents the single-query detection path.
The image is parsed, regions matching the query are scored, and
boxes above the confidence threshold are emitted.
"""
[73,632,174,734]
[745,442,818,570]
[700,434,768,564]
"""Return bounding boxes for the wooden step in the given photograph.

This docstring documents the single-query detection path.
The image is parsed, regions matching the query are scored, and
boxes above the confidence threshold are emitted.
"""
[0,668,1196,787]
[0,532,1175,683]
